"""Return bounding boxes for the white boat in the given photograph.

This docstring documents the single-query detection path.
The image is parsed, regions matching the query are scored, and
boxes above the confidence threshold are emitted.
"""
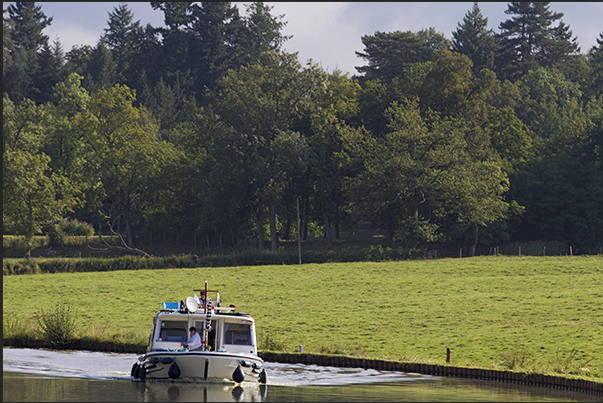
[131,282,267,384]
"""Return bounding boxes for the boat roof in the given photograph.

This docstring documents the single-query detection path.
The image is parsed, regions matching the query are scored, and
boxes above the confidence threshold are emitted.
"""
[157,282,253,320]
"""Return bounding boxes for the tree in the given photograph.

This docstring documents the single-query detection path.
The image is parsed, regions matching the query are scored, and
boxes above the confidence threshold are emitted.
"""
[4,2,53,103]
[85,84,174,247]
[586,33,603,98]
[64,44,93,78]
[3,95,46,154]
[208,51,325,251]
[3,150,80,256]
[41,73,99,215]
[451,2,498,75]
[85,38,118,92]
[355,28,449,83]
[344,98,516,251]
[35,39,66,104]
[496,2,579,81]
[187,2,246,94]
[301,71,361,245]
[240,2,291,63]
[167,104,250,247]
[103,3,141,86]
[150,1,194,88]
[3,8,16,79]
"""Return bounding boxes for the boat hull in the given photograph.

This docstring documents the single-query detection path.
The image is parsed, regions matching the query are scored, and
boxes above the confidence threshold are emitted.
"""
[133,351,265,383]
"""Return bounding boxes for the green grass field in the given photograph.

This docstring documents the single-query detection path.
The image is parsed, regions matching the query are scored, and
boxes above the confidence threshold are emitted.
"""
[3,255,602,381]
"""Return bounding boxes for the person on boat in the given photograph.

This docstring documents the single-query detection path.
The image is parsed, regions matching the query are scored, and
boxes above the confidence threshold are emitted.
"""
[181,327,202,350]
[198,292,206,308]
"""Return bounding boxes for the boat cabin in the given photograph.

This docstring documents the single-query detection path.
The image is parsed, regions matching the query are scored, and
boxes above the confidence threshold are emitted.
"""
[147,306,258,355]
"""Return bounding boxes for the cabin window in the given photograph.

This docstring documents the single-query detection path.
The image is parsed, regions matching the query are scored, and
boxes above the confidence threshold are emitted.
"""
[223,322,252,345]
[158,320,188,342]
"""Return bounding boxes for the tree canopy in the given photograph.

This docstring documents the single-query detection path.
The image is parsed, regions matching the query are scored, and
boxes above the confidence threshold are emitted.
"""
[3,2,603,256]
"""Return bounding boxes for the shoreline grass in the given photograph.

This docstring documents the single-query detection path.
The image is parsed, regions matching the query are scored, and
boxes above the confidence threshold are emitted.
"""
[3,255,602,382]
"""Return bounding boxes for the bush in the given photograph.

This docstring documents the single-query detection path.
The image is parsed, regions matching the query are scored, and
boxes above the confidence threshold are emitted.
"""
[3,259,42,275]
[37,302,78,347]
[41,219,95,247]
[60,219,95,237]
[45,223,65,247]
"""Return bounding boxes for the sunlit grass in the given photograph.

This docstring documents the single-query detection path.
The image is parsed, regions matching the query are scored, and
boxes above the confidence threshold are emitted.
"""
[3,255,602,381]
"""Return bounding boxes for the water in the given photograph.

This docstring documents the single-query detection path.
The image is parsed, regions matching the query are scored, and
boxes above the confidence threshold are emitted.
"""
[3,347,599,402]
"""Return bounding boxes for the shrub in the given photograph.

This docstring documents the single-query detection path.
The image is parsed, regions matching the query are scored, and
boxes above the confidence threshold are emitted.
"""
[3,259,42,275]
[37,302,78,347]
[45,223,65,247]
[59,219,95,237]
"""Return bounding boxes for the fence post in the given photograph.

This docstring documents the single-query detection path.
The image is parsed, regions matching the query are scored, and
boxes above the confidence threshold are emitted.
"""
[519,245,521,256]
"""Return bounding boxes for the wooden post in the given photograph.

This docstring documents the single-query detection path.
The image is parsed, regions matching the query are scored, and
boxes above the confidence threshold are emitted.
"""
[446,348,451,363]
[459,248,462,258]
[297,197,302,265]
[543,246,546,256]
[519,245,521,256]
[570,246,573,256]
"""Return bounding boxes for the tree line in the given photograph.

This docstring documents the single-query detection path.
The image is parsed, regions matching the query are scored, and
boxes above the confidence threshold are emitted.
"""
[3,2,603,257]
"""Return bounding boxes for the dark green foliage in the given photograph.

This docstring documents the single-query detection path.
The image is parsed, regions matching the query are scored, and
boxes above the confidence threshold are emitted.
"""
[3,3,602,259]
[43,223,65,247]
[4,2,53,103]
[587,33,603,98]
[355,28,449,83]
[41,219,95,246]
[495,2,579,81]
[451,2,499,75]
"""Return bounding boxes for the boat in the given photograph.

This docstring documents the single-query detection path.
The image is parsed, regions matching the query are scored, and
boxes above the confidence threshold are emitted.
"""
[131,281,267,384]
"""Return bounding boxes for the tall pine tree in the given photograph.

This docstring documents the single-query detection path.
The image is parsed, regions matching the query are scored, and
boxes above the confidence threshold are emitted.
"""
[451,2,498,75]
[5,2,53,103]
[495,2,579,81]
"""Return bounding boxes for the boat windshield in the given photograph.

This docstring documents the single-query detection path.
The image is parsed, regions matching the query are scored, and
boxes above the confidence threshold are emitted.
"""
[158,320,188,342]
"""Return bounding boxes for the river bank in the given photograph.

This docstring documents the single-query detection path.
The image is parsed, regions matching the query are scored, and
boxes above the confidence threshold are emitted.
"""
[4,339,602,396]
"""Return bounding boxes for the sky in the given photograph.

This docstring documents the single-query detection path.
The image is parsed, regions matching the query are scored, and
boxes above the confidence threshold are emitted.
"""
[10,2,603,76]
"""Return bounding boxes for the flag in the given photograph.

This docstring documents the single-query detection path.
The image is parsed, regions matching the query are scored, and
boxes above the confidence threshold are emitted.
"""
[216,292,221,307]
[194,293,200,306]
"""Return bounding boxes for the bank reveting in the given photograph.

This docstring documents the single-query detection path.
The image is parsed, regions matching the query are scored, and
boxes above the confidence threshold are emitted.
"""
[259,352,603,396]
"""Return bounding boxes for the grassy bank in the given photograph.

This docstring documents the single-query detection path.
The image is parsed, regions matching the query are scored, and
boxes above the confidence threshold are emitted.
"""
[3,255,602,382]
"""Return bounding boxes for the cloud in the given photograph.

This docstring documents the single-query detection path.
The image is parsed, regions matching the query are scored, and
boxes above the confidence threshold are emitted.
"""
[45,22,102,51]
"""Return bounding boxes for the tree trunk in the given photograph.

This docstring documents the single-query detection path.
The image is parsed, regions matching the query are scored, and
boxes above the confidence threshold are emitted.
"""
[123,204,134,248]
[26,197,34,258]
[470,222,478,257]
[270,199,279,252]
[323,211,332,246]
[302,195,309,241]
[334,210,340,240]
[256,200,265,251]
[282,217,291,240]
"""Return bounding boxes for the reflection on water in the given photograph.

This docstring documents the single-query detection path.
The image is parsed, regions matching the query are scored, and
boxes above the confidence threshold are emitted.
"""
[3,348,600,402]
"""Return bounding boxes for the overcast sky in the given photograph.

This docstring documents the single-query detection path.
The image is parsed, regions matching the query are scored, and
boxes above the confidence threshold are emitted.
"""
[20,2,603,76]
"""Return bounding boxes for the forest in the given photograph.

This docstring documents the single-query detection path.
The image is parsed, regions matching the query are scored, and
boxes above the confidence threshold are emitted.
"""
[3,2,603,258]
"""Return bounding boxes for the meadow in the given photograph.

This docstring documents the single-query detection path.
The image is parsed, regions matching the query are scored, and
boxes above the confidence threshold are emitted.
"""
[3,255,602,381]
